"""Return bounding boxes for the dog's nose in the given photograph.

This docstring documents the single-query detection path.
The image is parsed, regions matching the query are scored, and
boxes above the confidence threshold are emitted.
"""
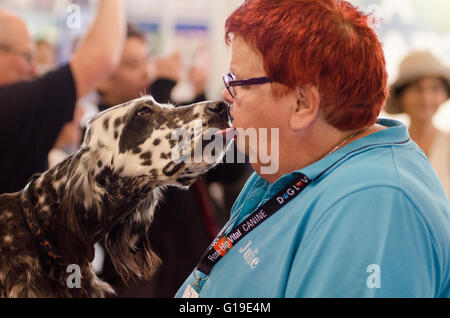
[206,101,228,115]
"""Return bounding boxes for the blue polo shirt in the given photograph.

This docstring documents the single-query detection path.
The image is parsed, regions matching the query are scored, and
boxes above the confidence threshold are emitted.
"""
[176,119,450,298]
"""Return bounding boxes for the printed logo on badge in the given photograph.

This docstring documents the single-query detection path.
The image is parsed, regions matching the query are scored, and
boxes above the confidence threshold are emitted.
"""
[213,236,233,256]
[276,176,309,205]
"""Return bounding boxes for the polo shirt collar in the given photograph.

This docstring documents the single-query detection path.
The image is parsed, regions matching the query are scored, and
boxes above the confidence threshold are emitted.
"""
[266,118,411,193]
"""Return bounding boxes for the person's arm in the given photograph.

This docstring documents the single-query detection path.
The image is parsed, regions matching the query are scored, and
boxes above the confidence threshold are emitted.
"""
[70,0,125,99]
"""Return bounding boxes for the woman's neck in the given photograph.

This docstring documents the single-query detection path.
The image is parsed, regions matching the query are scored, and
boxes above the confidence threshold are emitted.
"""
[257,123,386,184]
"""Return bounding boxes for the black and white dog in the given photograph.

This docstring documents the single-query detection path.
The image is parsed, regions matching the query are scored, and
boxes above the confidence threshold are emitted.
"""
[0,97,232,297]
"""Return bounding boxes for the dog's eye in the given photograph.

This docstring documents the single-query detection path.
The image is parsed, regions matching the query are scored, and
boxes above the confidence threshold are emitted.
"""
[137,107,152,116]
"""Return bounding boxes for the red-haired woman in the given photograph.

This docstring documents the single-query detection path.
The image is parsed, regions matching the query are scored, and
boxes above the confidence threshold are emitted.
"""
[176,0,449,298]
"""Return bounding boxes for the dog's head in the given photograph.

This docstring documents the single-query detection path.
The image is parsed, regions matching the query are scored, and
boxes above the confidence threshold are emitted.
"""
[61,96,233,281]
[84,96,233,188]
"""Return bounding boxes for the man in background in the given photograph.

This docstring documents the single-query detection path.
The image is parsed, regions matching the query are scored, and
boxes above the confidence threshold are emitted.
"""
[0,0,126,194]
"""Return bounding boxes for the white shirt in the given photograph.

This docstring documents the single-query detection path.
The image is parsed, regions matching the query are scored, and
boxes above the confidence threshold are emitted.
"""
[429,129,450,200]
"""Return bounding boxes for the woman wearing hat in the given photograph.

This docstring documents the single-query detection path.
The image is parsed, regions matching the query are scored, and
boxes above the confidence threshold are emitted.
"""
[386,51,450,199]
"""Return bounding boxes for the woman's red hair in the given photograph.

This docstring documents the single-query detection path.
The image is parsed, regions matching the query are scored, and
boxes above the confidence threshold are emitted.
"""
[225,0,388,131]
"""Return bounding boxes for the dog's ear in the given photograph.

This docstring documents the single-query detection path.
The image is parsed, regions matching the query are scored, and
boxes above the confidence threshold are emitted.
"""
[58,184,95,266]
[103,189,162,282]
[56,149,98,265]
[104,225,161,283]
[53,191,95,267]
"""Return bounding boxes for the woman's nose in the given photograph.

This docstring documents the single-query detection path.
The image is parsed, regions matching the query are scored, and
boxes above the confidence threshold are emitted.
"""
[222,88,234,104]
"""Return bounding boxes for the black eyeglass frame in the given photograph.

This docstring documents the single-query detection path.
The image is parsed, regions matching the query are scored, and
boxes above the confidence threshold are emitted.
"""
[222,72,272,98]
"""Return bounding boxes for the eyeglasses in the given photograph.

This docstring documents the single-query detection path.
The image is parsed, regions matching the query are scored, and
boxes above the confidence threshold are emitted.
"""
[222,72,272,99]
[0,44,34,63]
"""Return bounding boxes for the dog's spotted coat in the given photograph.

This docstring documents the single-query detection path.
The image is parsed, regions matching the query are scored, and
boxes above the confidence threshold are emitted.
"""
[0,97,231,297]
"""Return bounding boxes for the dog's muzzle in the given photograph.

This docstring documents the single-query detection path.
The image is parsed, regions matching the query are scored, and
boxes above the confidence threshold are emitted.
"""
[206,101,233,126]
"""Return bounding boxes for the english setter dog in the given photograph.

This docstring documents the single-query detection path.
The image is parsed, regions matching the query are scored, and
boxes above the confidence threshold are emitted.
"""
[0,97,233,297]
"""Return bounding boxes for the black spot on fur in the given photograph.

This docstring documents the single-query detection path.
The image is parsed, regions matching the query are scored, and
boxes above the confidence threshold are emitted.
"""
[45,196,53,205]
[162,105,202,129]
[97,160,103,168]
[160,152,171,160]
[162,161,185,177]
[95,173,106,187]
[116,166,124,175]
[153,139,161,146]
[139,152,152,160]
[180,110,201,124]
[114,131,119,140]
[103,117,110,131]
[149,169,158,178]
[114,118,122,128]
[121,114,128,125]
[55,159,70,180]
[133,147,142,154]
[119,116,153,154]
[141,160,152,166]
[168,138,178,148]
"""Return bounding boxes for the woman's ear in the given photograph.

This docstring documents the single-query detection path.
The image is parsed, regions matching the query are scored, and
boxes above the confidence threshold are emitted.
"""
[290,85,321,131]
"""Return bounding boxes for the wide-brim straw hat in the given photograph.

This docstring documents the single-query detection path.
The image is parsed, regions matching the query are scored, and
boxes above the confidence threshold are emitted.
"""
[385,51,450,114]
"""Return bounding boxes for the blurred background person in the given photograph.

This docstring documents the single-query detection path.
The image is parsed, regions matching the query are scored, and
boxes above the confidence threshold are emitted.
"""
[386,51,450,198]
[0,10,37,84]
[96,24,204,108]
[0,0,126,194]
[97,24,155,109]
[34,38,57,75]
